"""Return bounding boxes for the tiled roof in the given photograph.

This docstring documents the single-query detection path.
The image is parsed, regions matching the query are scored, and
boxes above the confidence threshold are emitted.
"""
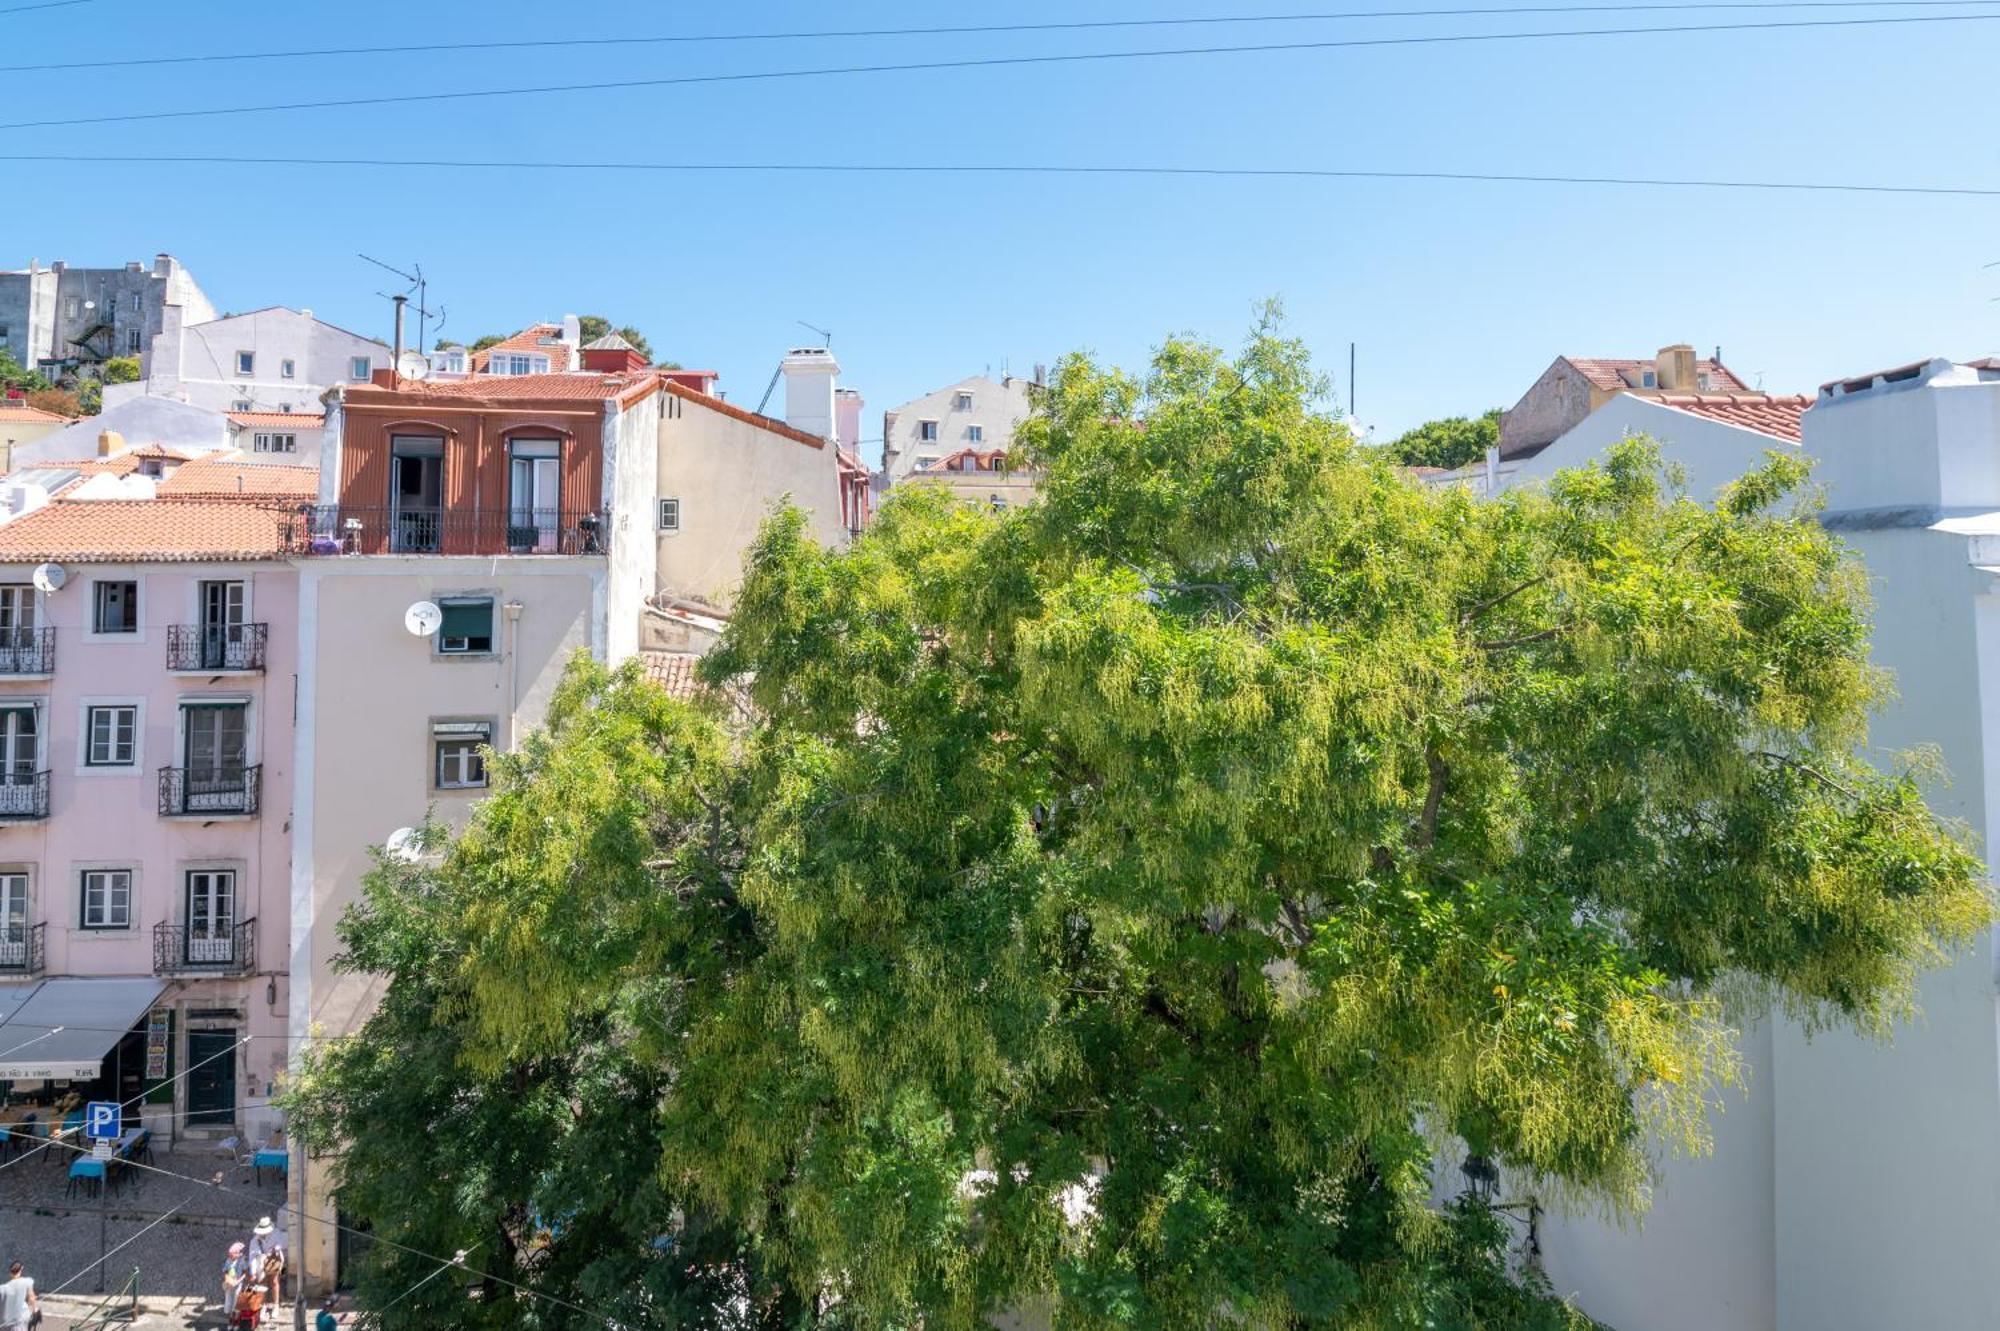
[1654,393,1811,442]
[640,651,706,700]
[227,411,326,430]
[158,455,320,498]
[0,498,292,562]
[468,325,569,373]
[19,455,145,478]
[582,333,637,352]
[921,447,1017,474]
[348,372,658,405]
[0,403,70,424]
[1567,357,1749,393]
[662,381,824,448]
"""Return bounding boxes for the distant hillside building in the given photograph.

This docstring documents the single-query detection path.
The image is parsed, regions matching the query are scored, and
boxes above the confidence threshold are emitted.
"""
[111,305,387,417]
[882,372,1038,481]
[1499,344,1750,458]
[0,254,215,378]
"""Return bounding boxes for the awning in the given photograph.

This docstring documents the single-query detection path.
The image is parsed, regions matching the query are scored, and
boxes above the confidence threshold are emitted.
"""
[0,978,166,1080]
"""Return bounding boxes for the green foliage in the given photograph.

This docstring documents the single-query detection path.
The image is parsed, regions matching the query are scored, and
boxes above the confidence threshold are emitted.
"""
[298,313,1989,1331]
[100,356,141,385]
[576,315,655,362]
[1383,408,1502,470]
[469,334,506,353]
[0,349,50,394]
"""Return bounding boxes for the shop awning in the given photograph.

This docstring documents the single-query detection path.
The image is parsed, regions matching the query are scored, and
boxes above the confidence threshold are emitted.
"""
[0,978,166,1080]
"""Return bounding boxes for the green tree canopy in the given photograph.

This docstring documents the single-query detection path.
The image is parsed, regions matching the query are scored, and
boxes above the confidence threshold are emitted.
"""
[0,349,51,394]
[1383,408,1502,470]
[468,334,506,353]
[576,315,654,362]
[100,356,141,385]
[296,315,1989,1331]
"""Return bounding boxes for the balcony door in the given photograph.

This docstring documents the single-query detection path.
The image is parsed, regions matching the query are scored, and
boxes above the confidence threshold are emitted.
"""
[0,705,36,782]
[182,703,247,810]
[185,870,236,963]
[197,580,246,670]
[389,436,445,553]
[0,585,35,671]
[508,439,561,552]
[0,873,26,969]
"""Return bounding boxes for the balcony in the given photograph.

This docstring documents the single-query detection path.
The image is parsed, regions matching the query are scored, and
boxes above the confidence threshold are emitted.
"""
[0,771,50,821]
[153,918,256,976]
[283,506,607,557]
[0,922,45,976]
[166,624,268,673]
[0,627,55,676]
[158,765,261,818]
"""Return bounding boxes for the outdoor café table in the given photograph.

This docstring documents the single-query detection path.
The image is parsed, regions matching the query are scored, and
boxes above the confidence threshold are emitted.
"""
[253,1145,288,1186]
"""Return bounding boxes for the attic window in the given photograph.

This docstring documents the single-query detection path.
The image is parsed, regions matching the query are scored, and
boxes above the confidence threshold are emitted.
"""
[919,420,939,442]
[955,392,974,410]
[1640,370,1657,388]
[1697,373,1711,391]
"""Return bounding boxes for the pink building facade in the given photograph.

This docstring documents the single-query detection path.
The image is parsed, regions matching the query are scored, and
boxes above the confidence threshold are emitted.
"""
[0,471,302,1141]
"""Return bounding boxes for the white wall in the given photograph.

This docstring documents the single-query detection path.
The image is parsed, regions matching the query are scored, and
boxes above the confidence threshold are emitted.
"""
[1495,394,1802,502]
[14,396,230,465]
[146,307,386,415]
[883,375,1034,479]
[603,387,664,664]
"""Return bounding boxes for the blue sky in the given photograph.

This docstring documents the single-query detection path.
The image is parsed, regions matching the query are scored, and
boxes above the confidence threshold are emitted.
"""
[6,0,1997,458]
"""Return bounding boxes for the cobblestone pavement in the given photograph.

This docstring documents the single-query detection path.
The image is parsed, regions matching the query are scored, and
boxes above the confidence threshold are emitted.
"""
[0,1144,295,1320]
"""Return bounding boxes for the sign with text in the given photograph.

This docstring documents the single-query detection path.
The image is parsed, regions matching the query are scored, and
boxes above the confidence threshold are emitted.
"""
[84,1100,120,1142]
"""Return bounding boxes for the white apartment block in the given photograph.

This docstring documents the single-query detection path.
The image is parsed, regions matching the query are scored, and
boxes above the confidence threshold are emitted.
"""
[882,372,1037,481]
[108,305,387,417]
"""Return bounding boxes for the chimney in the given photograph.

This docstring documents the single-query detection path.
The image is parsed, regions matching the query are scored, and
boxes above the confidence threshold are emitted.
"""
[559,314,582,370]
[97,429,124,457]
[835,387,863,452]
[153,253,174,277]
[1656,344,1697,391]
[780,347,840,440]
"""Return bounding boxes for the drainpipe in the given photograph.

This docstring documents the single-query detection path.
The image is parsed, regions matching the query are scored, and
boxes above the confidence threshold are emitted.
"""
[504,601,524,747]
[391,294,407,388]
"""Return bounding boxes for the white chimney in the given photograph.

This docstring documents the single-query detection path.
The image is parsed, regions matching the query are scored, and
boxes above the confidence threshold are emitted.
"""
[560,314,582,370]
[780,347,840,441]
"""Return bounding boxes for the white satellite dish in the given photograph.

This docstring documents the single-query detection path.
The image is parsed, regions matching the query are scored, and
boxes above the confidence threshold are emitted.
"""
[31,562,65,594]
[404,600,442,637]
[385,826,425,864]
[397,350,431,381]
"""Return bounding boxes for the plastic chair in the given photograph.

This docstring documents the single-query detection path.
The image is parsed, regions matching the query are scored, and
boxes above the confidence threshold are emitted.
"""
[66,1156,105,1199]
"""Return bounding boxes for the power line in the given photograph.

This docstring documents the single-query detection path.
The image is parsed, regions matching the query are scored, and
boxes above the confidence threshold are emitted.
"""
[0,153,1993,198]
[41,1205,187,1298]
[0,10,1994,132]
[0,0,92,13]
[0,0,1992,72]
[0,1035,250,1176]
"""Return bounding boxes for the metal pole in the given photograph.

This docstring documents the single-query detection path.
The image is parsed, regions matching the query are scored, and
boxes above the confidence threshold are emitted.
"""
[96,1156,106,1293]
[294,1138,308,1330]
[391,295,408,387]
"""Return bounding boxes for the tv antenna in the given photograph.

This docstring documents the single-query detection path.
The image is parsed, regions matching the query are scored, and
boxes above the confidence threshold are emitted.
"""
[359,254,446,356]
[797,320,832,348]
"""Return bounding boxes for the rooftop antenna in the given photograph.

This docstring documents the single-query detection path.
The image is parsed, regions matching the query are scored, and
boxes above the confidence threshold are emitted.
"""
[1349,342,1357,419]
[797,320,832,348]
[359,254,443,357]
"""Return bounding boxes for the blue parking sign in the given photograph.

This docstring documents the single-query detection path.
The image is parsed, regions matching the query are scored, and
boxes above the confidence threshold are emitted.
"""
[84,1100,120,1142]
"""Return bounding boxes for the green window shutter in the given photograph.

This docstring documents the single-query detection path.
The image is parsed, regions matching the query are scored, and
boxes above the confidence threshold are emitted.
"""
[439,600,491,640]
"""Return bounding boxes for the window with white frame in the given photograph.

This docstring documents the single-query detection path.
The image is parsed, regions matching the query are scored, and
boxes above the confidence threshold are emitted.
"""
[658,498,681,532]
[92,580,137,634]
[127,328,142,353]
[955,392,974,410]
[350,356,371,382]
[437,598,495,655]
[185,869,236,958]
[232,400,253,413]
[1698,373,1712,390]
[236,351,254,375]
[86,705,137,767]
[919,420,939,442]
[281,358,295,379]
[1640,370,1657,388]
[80,868,131,930]
[432,720,492,790]
[967,424,985,444]
[491,353,547,377]
[0,872,27,959]
[252,433,296,454]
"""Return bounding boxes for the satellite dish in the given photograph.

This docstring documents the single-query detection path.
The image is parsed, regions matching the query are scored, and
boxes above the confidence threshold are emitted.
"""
[397,350,431,381]
[404,600,442,637]
[385,826,425,864]
[31,563,65,593]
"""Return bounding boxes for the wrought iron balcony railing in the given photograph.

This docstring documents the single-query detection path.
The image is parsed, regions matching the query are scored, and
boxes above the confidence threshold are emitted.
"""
[0,771,50,821]
[165,624,268,672]
[153,917,255,976]
[282,505,608,557]
[158,764,261,817]
[0,921,45,975]
[0,626,54,675]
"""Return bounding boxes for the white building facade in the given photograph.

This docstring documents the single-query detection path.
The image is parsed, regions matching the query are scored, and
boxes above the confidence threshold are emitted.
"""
[882,373,1036,480]
[112,305,386,417]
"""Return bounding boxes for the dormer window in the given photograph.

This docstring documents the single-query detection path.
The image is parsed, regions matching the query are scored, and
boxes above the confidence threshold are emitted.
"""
[955,392,974,410]
[1641,370,1657,389]
[1697,373,1712,391]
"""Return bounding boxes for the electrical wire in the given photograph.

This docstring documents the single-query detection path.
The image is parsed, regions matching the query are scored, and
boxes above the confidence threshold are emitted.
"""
[0,153,1992,197]
[0,0,1994,72]
[0,1034,250,1176]
[41,1204,188,1298]
[0,0,91,13]
[0,10,1994,132]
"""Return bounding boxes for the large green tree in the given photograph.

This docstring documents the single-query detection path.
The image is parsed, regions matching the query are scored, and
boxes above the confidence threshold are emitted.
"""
[295,316,1989,1331]
[1382,408,1502,470]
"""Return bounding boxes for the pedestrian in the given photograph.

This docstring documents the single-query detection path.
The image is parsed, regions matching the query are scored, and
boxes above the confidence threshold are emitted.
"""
[0,1260,36,1331]
[247,1218,286,1325]
[223,1241,248,1318]
[315,1291,340,1331]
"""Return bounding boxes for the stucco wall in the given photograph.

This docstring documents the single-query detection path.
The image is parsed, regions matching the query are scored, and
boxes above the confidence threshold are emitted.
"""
[1498,360,1601,458]
[16,397,231,466]
[603,387,663,664]
[148,307,385,415]
[883,375,1034,479]
[1496,395,1802,503]
[654,393,847,608]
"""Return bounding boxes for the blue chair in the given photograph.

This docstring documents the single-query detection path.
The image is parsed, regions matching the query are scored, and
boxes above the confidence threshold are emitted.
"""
[66,1156,105,1199]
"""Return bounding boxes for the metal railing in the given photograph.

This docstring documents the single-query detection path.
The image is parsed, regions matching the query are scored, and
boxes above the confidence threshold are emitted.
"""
[0,626,54,674]
[0,921,44,975]
[165,623,267,672]
[283,505,608,556]
[153,918,256,975]
[158,764,261,817]
[0,770,50,820]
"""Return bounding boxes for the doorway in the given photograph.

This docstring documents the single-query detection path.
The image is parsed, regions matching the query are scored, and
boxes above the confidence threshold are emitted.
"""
[187,1029,237,1127]
[197,580,246,669]
[389,436,445,552]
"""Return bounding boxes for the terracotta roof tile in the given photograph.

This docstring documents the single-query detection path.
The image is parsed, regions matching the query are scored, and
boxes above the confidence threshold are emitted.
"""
[0,404,69,424]
[1653,392,1811,442]
[468,325,570,374]
[227,411,326,429]
[348,372,652,405]
[0,498,292,562]
[23,455,146,478]
[1567,357,1749,393]
[640,651,706,700]
[158,455,320,498]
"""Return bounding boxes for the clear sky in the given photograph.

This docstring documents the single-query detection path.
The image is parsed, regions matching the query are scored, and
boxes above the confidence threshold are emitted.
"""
[6,0,1997,459]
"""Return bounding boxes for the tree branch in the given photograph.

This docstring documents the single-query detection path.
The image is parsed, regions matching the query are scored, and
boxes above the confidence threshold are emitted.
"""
[1754,750,1857,799]
[1460,574,1551,625]
[1475,624,1569,652]
[1410,747,1448,852]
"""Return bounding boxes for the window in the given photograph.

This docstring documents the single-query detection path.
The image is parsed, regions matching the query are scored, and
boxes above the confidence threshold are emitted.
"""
[86,705,137,767]
[64,297,79,321]
[232,400,253,413]
[919,420,939,442]
[492,353,547,376]
[0,872,26,961]
[252,433,296,454]
[433,721,492,790]
[185,869,236,959]
[437,598,495,655]
[127,328,142,353]
[236,351,254,375]
[107,295,118,319]
[967,424,985,444]
[1640,370,1657,388]
[658,498,681,532]
[280,358,295,379]
[80,869,131,930]
[1697,373,1712,391]
[93,580,138,634]
[350,356,371,382]
[507,439,561,552]
[0,705,38,786]
[955,392,974,410]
